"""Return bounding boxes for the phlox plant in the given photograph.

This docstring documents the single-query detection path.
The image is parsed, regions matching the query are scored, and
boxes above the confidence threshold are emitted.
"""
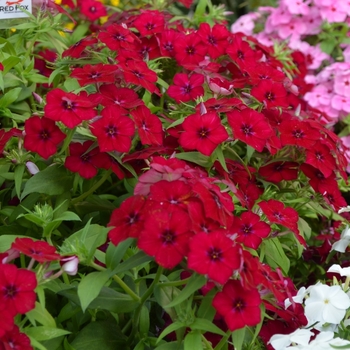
[0,0,350,349]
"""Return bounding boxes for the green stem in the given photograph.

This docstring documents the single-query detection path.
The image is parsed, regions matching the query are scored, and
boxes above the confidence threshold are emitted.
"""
[71,169,112,205]
[126,266,164,346]
[90,261,140,302]
[201,334,214,350]
[159,277,190,287]
[213,330,231,350]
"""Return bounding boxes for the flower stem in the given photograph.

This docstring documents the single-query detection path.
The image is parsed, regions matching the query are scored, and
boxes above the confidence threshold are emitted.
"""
[71,169,112,205]
[90,261,141,302]
[213,330,231,350]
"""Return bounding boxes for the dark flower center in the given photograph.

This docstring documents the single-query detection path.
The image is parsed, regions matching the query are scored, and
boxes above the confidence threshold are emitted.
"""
[132,70,143,79]
[315,152,324,161]
[292,129,304,139]
[274,164,283,172]
[90,71,101,79]
[146,23,155,31]
[197,127,209,139]
[113,33,126,41]
[241,124,253,135]
[273,212,283,221]
[237,50,244,60]
[233,298,246,311]
[62,100,75,110]
[162,229,175,244]
[81,154,91,163]
[208,247,222,261]
[40,129,50,140]
[182,84,192,94]
[4,285,18,299]
[265,91,275,101]
[208,35,217,45]
[127,212,139,225]
[164,42,174,52]
[186,46,195,55]
[106,125,118,137]
[242,224,252,235]
[89,6,96,13]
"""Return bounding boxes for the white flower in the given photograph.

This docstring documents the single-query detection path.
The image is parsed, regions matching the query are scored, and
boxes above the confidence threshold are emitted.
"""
[304,284,350,325]
[285,286,308,309]
[332,225,350,253]
[269,328,313,350]
[338,206,350,214]
[328,264,350,277]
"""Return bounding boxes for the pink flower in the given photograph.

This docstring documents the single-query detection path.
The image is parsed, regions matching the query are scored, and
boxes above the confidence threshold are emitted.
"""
[231,13,258,35]
[334,73,350,97]
[319,3,347,23]
[304,85,331,108]
[331,95,350,113]
[282,0,311,15]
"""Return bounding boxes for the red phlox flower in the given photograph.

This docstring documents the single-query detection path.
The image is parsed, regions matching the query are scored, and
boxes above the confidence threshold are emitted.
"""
[34,49,56,79]
[130,105,163,146]
[251,80,288,108]
[188,231,240,284]
[65,140,110,179]
[226,62,250,88]
[246,62,286,85]
[213,279,261,331]
[263,109,293,129]
[235,182,263,210]
[0,325,32,350]
[174,33,207,69]
[192,181,234,227]
[199,98,243,114]
[103,154,125,179]
[98,85,143,110]
[208,77,234,96]
[158,29,182,58]
[132,10,165,36]
[98,24,139,51]
[179,112,228,156]
[121,60,160,95]
[323,187,347,212]
[258,162,299,183]
[90,105,135,153]
[24,116,65,159]
[227,107,274,152]
[305,143,336,178]
[278,120,320,149]
[259,199,305,246]
[187,200,221,234]
[197,23,230,59]
[0,307,14,338]
[81,0,106,21]
[0,128,21,155]
[226,35,261,69]
[0,62,3,71]
[135,36,161,60]
[70,64,118,86]
[0,264,37,315]
[300,164,337,194]
[178,0,193,8]
[230,212,270,249]
[137,207,193,269]
[11,237,61,262]
[108,195,146,246]
[167,73,204,103]
[149,179,192,208]
[62,35,98,58]
[44,88,97,128]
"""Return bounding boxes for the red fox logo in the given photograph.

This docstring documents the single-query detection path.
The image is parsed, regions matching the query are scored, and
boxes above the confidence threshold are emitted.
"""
[6,0,23,5]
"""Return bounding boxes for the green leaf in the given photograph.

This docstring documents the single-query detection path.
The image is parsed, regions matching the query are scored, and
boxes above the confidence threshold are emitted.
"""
[0,234,26,252]
[184,331,203,350]
[71,321,127,350]
[105,238,133,270]
[0,87,22,108]
[77,270,111,312]
[2,56,21,75]
[63,338,76,350]
[21,165,72,200]
[25,327,70,341]
[54,211,81,222]
[194,0,207,17]
[166,274,206,308]
[190,318,226,336]
[197,288,216,321]
[213,146,228,172]
[26,302,56,328]
[263,238,290,275]
[320,39,337,54]
[139,305,150,335]
[111,250,153,275]
[157,321,186,343]
[231,327,246,350]
[175,152,212,168]
[155,342,184,350]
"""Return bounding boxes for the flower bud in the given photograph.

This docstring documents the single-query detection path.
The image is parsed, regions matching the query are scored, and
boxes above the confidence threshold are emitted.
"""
[60,256,79,275]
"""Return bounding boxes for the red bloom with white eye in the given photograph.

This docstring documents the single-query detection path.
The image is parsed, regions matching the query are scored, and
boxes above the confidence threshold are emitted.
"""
[179,112,228,156]
[121,60,160,95]
[251,80,288,108]
[62,36,97,58]
[11,237,61,262]
[64,141,110,179]
[0,264,37,315]
[167,73,204,103]
[44,89,97,128]
[137,207,193,269]
[81,0,106,21]
[108,195,147,246]
[130,105,163,146]
[259,199,305,246]
[90,106,134,153]
[98,85,143,110]
[98,24,138,51]
[213,280,261,331]
[230,212,271,249]
[278,120,320,149]
[174,33,207,69]
[133,10,165,37]
[259,162,299,183]
[187,231,240,284]
[71,64,118,86]
[24,116,65,159]
[227,108,274,152]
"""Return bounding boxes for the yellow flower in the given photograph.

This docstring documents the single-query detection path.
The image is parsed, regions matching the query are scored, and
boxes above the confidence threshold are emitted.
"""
[111,0,120,5]
[100,16,109,25]
[54,0,62,4]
